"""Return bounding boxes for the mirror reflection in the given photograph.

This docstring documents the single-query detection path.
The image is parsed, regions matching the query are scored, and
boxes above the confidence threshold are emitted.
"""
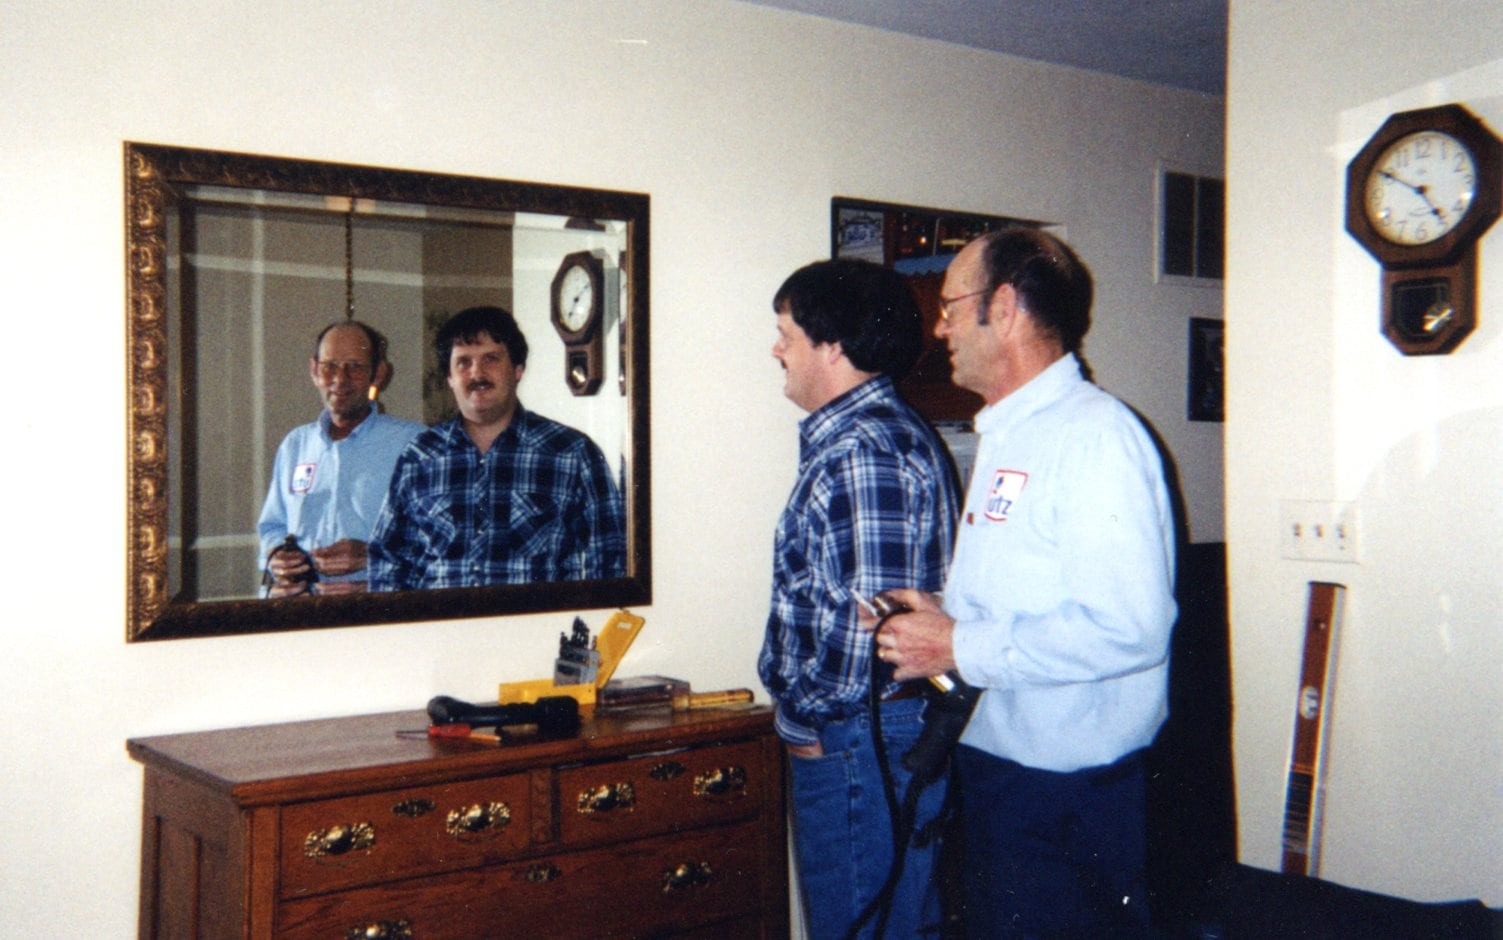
[126,144,650,640]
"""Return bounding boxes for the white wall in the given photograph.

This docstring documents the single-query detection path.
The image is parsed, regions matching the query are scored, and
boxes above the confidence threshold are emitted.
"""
[0,0,1221,931]
[1228,0,1503,905]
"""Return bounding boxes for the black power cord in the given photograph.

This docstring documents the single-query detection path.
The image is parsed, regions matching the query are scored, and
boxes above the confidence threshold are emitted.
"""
[842,600,982,940]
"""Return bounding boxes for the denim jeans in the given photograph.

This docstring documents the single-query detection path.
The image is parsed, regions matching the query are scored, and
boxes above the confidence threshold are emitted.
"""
[789,696,947,939]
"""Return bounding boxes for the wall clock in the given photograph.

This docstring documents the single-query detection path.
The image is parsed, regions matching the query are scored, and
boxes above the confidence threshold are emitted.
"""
[1346,103,1502,355]
[550,250,606,395]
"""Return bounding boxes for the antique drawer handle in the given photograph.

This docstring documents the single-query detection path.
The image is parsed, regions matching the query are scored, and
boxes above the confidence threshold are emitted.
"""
[693,766,747,798]
[445,801,511,837]
[304,822,376,858]
[345,919,412,940]
[649,761,686,780]
[524,862,562,884]
[577,782,636,815]
[391,798,436,818]
[661,861,714,893]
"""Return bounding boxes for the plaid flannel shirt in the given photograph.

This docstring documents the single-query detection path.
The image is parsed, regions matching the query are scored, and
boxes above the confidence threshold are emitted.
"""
[368,409,625,590]
[758,377,959,746]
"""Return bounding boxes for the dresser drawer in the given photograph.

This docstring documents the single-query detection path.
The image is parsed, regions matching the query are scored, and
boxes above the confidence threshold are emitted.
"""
[276,819,768,940]
[557,738,767,849]
[279,771,534,898]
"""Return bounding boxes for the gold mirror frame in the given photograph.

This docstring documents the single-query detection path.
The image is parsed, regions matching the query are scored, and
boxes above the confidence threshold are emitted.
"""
[125,142,650,640]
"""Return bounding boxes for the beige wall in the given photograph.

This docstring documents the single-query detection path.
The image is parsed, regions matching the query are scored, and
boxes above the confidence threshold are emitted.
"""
[0,0,1221,931]
[1228,0,1503,905]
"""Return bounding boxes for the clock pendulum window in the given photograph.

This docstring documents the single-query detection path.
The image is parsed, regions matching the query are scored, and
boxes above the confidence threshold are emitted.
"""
[1346,103,1502,355]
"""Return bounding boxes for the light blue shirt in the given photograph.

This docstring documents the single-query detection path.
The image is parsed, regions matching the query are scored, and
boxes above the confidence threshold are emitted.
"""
[947,354,1177,772]
[257,409,423,583]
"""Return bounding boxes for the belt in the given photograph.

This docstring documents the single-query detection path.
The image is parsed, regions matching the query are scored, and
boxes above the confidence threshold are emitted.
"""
[882,681,925,703]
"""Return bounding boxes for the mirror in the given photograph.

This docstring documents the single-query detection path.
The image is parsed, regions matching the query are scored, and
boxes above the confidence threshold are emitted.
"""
[126,143,650,640]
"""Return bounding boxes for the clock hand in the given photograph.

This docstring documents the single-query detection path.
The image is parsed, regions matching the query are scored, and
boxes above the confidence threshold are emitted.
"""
[1379,169,1447,223]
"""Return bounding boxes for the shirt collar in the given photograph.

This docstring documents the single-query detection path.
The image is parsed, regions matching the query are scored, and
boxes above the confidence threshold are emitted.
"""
[973,353,1082,435]
[798,375,893,453]
[438,404,533,448]
[319,407,377,441]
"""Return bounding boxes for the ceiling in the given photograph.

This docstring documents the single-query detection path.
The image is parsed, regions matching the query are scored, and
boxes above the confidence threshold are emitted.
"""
[739,0,1227,96]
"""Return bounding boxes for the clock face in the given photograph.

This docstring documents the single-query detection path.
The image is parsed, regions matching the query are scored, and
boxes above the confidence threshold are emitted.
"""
[1364,130,1477,245]
[557,263,595,332]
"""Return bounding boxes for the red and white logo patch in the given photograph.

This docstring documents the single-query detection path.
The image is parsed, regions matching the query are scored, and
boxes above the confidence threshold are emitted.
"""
[292,462,318,494]
[983,469,1028,521]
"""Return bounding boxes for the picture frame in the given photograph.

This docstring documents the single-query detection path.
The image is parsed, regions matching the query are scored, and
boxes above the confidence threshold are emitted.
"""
[1188,316,1225,422]
[830,196,1046,421]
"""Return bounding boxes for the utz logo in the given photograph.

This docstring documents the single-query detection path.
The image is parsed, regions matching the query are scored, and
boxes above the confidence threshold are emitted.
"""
[984,469,1028,521]
[292,462,318,494]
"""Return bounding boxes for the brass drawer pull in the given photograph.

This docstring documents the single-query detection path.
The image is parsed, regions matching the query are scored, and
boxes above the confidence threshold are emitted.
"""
[445,801,511,837]
[345,919,412,939]
[391,798,436,818]
[577,782,636,815]
[649,761,686,780]
[693,766,747,798]
[524,862,562,884]
[661,861,714,893]
[304,822,376,858]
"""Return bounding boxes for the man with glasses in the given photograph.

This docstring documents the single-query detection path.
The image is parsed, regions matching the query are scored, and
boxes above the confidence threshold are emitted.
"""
[257,320,422,596]
[875,229,1177,937]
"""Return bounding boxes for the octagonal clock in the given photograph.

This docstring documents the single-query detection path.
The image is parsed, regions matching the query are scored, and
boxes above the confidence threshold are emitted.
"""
[1346,103,1502,355]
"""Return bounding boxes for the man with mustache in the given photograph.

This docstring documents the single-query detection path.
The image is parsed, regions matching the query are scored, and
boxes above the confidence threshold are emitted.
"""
[368,305,625,589]
[759,258,959,939]
[258,320,422,596]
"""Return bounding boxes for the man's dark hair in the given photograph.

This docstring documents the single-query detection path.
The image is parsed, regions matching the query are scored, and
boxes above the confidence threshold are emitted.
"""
[312,320,388,370]
[435,305,529,374]
[772,258,924,379]
[978,228,1094,354]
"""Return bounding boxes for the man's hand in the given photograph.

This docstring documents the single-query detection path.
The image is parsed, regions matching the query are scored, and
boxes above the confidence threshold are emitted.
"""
[267,544,313,593]
[867,588,959,683]
[313,579,368,596]
[310,539,369,577]
[787,741,824,759]
[266,579,311,598]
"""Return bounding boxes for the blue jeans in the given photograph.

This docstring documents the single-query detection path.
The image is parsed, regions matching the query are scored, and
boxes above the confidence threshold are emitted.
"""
[789,697,947,939]
[955,745,1150,939]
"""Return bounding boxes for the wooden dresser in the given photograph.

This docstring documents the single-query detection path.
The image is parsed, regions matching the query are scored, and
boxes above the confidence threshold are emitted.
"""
[127,705,787,939]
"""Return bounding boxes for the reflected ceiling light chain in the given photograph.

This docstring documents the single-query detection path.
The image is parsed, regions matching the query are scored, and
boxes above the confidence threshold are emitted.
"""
[343,198,380,405]
[344,199,356,321]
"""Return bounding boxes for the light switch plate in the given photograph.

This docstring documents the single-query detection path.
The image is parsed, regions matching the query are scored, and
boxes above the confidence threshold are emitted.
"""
[1279,500,1360,563]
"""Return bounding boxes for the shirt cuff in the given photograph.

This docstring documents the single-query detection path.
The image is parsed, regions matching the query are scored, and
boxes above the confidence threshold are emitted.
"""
[773,706,819,748]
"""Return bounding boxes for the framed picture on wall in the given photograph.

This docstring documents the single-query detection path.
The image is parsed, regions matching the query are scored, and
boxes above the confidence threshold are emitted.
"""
[830,196,1047,421]
[1188,316,1224,422]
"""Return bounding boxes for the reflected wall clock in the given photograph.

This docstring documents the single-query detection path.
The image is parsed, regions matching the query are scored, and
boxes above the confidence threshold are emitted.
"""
[551,250,606,394]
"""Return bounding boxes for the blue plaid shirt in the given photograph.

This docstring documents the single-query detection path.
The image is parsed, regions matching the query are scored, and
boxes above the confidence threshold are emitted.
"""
[758,377,959,746]
[367,408,625,590]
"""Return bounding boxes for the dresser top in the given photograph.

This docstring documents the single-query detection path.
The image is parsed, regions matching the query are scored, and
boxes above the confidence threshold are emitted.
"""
[128,704,774,807]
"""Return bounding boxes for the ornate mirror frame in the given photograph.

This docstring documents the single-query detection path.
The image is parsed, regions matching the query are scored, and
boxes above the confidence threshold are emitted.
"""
[126,142,651,640]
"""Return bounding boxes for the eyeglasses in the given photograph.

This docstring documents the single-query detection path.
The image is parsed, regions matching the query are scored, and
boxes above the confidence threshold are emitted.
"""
[937,288,991,321]
[316,359,373,381]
